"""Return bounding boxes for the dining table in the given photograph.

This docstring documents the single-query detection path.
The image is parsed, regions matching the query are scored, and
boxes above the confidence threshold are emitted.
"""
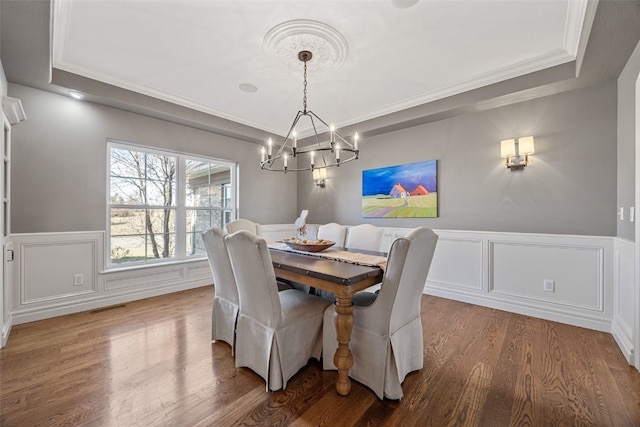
[268,244,386,396]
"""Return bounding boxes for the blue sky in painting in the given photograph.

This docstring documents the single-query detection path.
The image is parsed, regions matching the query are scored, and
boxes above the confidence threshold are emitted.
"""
[362,160,437,196]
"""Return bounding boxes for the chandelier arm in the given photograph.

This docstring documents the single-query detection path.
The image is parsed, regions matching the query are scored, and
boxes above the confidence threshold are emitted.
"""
[278,111,304,157]
[287,112,304,139]
[318,150,329,168]
[307,110,330,130]
[308,111,354,150]
[264,111,304,166]
[307,113,321,146]
[335,132,354,149]
[307,111,330,148]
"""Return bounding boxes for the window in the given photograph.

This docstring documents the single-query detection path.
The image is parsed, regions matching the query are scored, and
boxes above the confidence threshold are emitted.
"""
[108,142,235,266]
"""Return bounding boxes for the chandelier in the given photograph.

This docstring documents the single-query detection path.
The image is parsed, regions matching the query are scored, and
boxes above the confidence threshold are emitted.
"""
[260,50,359,172]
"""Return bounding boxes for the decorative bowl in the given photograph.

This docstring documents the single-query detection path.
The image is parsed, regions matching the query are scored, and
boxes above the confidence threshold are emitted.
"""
[282,239,335,252]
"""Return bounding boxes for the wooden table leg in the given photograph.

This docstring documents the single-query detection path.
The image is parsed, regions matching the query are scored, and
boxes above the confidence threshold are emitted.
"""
[333,294,354,396]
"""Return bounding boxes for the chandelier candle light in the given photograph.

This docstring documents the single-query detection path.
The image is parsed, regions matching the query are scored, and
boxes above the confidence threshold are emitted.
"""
[260,50,359,173]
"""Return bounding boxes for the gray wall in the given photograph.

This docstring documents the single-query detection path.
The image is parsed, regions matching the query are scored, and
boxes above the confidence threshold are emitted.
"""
[9,83,298,234]
[299,81,618,236]
[617,39,640,241]
[6,78,623,237]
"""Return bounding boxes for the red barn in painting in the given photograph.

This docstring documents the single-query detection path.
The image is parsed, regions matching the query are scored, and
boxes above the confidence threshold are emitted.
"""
[390,183,410,198]
[410,184,429,196]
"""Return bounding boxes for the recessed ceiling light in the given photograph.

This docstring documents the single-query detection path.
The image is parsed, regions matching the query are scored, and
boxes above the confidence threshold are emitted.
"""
[69,91,85,100]
[239,83,258,93]
[391,0,419,9]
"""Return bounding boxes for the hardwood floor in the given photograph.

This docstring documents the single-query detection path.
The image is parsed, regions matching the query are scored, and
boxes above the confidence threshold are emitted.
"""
[1,286,639,426]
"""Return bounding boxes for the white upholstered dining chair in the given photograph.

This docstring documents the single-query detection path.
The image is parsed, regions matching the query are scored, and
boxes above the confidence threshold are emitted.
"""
[226,218,293,291]
[225,230,331,391]
[225,218,261,235]
[344,223,383,252]
[317,222,348,247]
[202,227,239,352]
[323,226,439,400]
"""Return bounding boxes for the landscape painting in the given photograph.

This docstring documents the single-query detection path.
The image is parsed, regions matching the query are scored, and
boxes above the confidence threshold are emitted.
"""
[362,160,438,218]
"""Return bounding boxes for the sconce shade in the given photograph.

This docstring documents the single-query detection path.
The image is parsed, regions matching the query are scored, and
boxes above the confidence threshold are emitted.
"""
[312,168,327,181]
[500,136,536,171]
[500,139,516,158]
[312,167,327,187]
[517,136,535,155]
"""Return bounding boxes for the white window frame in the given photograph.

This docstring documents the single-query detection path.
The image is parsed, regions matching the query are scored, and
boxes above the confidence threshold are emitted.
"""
[106,140,236,269]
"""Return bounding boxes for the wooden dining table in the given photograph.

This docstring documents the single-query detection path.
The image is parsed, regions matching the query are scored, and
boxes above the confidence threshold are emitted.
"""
[269,247,385,396]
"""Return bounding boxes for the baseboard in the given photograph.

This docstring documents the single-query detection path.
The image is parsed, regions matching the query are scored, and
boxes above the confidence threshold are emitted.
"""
[612,317,635,364]
[11,279,211,326]
[425,284,611,333]
[1,314,12,347]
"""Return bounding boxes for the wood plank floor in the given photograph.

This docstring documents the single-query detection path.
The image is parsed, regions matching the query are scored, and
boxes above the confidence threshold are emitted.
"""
[1,286,639,426]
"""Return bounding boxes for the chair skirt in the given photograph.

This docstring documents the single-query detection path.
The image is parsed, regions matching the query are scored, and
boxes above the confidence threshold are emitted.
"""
[211,296,239,352]
[236,289,327,391]
[323,305,423,399]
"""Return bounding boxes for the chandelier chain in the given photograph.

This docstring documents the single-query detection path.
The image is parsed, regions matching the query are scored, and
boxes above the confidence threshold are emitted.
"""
[303,59,308,113]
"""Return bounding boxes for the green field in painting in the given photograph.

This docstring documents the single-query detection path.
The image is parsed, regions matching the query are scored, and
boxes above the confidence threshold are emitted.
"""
[362,193,438,218]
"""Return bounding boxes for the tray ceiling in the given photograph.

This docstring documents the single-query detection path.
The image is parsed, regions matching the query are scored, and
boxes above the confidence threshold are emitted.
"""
[51,0,589,137]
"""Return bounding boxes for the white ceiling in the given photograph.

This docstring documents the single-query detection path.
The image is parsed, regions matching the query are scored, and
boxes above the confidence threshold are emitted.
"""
[51,0,589,138]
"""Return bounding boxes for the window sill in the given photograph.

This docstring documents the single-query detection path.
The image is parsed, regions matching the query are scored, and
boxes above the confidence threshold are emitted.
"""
[101,256,208,275]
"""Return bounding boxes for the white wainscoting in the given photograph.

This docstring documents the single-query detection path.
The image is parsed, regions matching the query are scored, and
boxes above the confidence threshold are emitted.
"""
[2,241,14,347]
[612,238,636,364]
[7,227,636,366]
[270,225,619,333]
[425,230,614,332]
[260,223,298,242]
[10,232,213,325]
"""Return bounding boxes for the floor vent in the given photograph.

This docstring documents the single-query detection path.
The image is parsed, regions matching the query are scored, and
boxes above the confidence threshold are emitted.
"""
[90,304,126,314]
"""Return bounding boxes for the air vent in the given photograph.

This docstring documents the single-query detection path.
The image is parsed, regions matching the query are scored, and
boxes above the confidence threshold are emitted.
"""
[90,304,126,314]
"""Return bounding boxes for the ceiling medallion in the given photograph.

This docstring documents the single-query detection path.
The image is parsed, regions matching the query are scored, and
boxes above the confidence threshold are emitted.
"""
[263,19,349,73]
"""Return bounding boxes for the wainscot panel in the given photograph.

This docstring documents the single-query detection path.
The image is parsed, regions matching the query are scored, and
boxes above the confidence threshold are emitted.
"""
[260,223,296,242]
[612,238,636,364]
[22,239,98,304]
[380,228,411,252]
[10,232,212,325]
[103,266,185,291]
[427,237,484,291]
[490,241,603,311]
[426,230,613,333]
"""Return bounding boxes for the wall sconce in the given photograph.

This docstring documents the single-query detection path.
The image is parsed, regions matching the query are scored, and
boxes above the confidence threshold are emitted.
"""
[500,136,535,171]
[312,167,327,187]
